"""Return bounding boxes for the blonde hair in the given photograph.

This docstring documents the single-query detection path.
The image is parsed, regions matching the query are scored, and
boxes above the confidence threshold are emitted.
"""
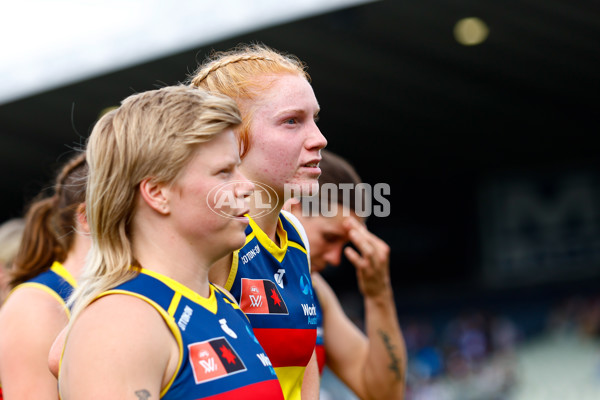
[189,43,309,157]
[69,85,241,318]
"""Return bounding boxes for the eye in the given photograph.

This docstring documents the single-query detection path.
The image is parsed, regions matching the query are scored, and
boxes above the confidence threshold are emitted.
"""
[217,166,234,176]
[284,117,297,125]
[323,233,340,243]
[313,114,320,123]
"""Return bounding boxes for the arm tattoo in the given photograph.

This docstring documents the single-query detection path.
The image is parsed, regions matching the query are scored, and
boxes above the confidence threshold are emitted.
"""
[135,389,151,400]
[378,329,403,381]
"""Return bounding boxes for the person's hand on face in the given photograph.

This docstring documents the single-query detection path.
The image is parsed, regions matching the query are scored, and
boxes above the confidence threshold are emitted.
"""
[343,217,391,297]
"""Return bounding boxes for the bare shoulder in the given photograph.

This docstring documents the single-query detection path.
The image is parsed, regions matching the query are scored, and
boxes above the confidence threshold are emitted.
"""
[0,285,68,340]
[0,286,70,398]
[68,293,174,348]
[1,285,68,317]
[60,293,179,397]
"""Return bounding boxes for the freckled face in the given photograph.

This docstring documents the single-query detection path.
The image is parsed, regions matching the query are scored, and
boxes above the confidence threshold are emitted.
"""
[240,73,327,197]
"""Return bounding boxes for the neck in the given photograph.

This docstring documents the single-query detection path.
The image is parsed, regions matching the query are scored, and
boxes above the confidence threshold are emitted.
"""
[248,189,283,242]
[61,233,91,280]
[251,208,282,244]
[132,216,212,297]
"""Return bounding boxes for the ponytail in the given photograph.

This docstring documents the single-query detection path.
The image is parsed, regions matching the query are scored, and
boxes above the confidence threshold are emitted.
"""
[9,196,61,286]
[9,152,87,288]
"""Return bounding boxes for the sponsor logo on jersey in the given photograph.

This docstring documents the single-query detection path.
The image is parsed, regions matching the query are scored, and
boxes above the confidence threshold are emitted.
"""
[188,337,246,384]
[219,318,237,339]
[240,244,260,265]
[302,303,318,325]
[299,274,313,296]
[256,353,272,367]
[177,305,193,331]
[256,353,277,376]
[274,268,285,288]
[301,303,316,316]
[240,278,288,315]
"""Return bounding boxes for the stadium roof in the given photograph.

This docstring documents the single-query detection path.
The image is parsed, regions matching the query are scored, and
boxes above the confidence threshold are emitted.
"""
[1,0,599,291]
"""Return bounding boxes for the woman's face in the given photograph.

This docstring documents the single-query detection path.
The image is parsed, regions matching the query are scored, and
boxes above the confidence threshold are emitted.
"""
[167,130,254,259]
[240,73,327,199]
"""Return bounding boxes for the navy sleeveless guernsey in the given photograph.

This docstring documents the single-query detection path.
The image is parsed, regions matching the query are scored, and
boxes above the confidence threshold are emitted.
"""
[100,268,284,400]
[225,212,317,400]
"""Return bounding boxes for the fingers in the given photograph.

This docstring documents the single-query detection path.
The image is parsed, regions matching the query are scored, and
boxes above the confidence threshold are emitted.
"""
[343,217,390,270]
[342,216,391,295]
[343,244,365,269]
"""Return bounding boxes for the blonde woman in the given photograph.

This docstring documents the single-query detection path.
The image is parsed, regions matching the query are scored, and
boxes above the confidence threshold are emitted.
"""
[58,86,284,399]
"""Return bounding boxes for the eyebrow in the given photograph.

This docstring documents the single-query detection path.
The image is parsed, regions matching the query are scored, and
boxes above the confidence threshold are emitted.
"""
[274,106,320,118]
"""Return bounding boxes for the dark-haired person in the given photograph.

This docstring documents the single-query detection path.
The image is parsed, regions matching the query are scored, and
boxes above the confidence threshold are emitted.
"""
[287,150,406,400]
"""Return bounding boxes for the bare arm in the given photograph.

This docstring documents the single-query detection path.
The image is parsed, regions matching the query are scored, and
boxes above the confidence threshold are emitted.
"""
[301,349,320,400]
[59,294,179,399]
[48,325,67,378]
[0,287,69,400]
[319,217,406,400]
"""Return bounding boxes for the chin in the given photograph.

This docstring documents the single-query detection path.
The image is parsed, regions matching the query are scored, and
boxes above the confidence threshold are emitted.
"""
[231,230,248,251]
[314,266,326,274]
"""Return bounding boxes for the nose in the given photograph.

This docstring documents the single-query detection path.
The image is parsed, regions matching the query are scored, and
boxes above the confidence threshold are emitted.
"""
[306,122,327,151]
[234,171,254,199]
[323,246,343,267]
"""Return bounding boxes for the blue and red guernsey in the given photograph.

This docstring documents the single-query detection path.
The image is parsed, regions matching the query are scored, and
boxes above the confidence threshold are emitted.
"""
[225,212,318,400]
[100,268,284,400]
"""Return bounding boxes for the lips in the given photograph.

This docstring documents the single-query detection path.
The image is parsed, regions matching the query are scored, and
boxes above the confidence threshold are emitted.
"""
[302,158,321,168]
[234,210,250,218]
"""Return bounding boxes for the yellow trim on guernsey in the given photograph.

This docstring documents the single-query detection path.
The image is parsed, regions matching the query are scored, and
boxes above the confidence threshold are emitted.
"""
[274,365,306,400]
[249,218,288,262]
[287,241,307,254]
[167,292,182,316]
[8,261,76,317]
[13,282,71,317]
[138,268,218,314]
[96,289,184,398]
[248,215,288,263]
[281,212,310,270]
[50,261,78,288]
[224,231,256,291]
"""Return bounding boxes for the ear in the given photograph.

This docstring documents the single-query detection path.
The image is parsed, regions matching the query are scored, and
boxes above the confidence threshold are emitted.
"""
[75,203,90,234]
[139,177,171,215]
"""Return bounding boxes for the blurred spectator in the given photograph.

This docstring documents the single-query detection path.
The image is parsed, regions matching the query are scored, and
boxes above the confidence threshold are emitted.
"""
[0,218,25,305]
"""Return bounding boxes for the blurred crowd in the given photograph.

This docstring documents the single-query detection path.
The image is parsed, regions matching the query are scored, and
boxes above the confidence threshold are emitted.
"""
[400,293,600,400]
